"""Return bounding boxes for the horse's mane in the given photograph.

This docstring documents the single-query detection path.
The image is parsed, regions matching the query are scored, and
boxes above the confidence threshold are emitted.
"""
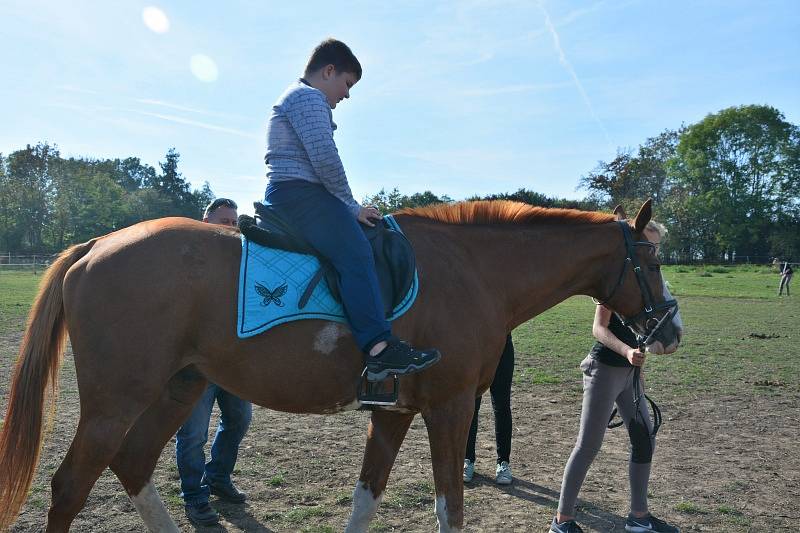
[396,200,615,226]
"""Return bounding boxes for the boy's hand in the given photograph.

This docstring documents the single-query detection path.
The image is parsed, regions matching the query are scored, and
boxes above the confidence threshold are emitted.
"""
[626,347,646,367]
[357,206,382,227]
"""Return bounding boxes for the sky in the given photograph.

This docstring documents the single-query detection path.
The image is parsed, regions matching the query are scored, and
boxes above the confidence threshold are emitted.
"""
[1,0,798,215]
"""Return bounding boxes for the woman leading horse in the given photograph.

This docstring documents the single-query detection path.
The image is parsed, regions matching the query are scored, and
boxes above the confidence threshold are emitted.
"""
[0,199,681,532]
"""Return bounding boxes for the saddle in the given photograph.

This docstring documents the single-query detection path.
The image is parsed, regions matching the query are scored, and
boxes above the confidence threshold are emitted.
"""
[239,202,416,317]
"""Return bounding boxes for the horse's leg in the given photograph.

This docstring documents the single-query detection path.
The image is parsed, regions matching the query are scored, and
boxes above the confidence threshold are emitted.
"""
[46,411,141,532]
[422,394,475,533]
[345,410,415,533]
[109,367,208,533]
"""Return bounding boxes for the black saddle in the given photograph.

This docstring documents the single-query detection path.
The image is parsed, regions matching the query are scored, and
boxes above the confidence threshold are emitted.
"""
[238,202,416,317]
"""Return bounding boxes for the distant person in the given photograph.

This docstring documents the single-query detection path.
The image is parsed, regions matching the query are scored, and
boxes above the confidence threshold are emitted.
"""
[778,261,793,296]
[176,198,252,527]
[463,334,514,485]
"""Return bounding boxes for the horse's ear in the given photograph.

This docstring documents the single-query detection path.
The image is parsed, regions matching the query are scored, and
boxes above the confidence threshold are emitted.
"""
[632,199,653,233]
[612,204,626,221]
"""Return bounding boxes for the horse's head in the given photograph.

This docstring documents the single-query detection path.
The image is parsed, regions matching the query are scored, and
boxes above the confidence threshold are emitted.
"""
[599,200,682,355]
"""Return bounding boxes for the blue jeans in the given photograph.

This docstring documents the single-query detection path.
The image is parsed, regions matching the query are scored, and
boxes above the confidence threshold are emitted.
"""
[264,180,392,352]
[175,384,252,505]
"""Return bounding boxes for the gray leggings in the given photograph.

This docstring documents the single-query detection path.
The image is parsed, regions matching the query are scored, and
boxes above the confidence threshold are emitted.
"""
[557,355,655,516]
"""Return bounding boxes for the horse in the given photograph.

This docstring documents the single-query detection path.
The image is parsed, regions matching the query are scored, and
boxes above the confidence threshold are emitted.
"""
[0,199,681,532]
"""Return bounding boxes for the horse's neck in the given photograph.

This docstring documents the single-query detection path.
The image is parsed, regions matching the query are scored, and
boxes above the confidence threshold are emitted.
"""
[412,219,622,329]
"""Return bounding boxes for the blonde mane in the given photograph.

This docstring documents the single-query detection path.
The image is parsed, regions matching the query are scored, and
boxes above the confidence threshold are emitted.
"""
[396,200,615,226]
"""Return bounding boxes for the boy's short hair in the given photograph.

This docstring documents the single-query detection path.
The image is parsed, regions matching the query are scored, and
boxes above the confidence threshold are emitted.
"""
[204,198,237,219]
[304,39,362,80]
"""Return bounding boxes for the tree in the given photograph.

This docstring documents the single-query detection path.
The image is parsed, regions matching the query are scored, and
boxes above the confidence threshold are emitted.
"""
[672,105,800,260]
[580,129,681,213]
[363,188,452,215]
[3,143,60,251]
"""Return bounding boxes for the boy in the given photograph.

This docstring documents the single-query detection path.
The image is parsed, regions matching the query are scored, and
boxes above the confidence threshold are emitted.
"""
[263,39,440,380]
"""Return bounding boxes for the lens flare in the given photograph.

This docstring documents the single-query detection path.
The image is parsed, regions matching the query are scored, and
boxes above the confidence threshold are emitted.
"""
[142,6,169,34]
[190,54,219,83]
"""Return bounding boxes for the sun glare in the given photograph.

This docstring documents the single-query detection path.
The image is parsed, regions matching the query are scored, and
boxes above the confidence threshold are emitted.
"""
[190,54,219,83]
[142,6,170,34]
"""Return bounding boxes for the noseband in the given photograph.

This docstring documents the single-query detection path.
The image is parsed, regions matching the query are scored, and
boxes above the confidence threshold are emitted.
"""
[595,221,679,348]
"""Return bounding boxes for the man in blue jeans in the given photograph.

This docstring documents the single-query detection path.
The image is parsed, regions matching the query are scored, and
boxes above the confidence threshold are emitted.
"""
[176,198,252,526]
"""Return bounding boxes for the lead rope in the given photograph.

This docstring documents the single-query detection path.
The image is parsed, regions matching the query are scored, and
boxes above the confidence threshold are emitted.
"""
[607,338,662,436]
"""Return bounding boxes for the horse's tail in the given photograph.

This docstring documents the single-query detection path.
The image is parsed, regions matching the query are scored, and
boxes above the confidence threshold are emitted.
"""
[0,239,96,530]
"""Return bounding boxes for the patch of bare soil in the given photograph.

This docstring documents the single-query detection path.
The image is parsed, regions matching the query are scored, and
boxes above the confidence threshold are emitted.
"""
[2,330,797,532]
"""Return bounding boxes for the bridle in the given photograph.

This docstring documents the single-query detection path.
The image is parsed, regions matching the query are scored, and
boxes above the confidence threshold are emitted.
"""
[598,221,679,437]
[594,221,679,348]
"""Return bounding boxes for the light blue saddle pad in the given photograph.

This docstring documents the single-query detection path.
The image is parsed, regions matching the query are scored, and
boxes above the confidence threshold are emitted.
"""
[237,215,418,338]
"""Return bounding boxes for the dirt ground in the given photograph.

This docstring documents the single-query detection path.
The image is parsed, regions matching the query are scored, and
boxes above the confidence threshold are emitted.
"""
[2,329,798,532]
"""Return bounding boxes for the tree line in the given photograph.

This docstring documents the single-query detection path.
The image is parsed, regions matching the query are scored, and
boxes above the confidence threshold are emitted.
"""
[0,145,214,252]
[2,104,798,262]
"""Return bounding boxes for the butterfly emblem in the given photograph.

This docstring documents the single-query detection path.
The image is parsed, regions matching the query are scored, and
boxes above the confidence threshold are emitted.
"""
[255,282,288,307]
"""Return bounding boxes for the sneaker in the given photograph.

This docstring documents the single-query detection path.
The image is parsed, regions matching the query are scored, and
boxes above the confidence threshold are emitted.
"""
[366,337,441,381]
[550,517,584,533]
[625,513,680,533]
[463,459,475,483]
[185,502,219,526]
[208,480,247,503]
[495,461,513,485]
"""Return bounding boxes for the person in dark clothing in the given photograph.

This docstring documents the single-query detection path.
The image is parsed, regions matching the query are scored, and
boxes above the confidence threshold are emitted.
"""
[463,334,514,485]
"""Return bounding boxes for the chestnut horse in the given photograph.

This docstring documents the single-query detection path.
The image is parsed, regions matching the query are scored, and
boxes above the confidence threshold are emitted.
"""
[0,200,681,532]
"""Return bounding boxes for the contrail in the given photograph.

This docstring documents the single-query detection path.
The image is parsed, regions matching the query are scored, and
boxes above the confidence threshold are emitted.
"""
[539,1,614,150]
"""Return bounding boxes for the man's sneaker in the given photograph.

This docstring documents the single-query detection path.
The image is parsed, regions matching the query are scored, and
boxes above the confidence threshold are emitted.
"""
[463,459,475,482]
[366,337,441,381]
[208,480,247,503]
[625,513,680,533]
[185,502,219,526]
[495,461,513,485]
[550,517,584,533]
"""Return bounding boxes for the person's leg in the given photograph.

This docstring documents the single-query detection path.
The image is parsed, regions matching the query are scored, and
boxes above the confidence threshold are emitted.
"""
[204,388,252,488]
[779,275,787,295]
[614,372,655,518]
[266,182,390,351]
[465,396,481,464]
[490,334,514,464]
[175,385,215,506]
[556,359,629,521]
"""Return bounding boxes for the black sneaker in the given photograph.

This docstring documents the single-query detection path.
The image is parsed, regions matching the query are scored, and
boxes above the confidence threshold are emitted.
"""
[366,337,441,381]
[185,502,219,526]
[550,517,584,533]
[208,480,247,503]
[625,513,680,533]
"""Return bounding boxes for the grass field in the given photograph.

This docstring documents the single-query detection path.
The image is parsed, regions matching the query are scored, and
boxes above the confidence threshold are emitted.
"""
[1,265,798,532]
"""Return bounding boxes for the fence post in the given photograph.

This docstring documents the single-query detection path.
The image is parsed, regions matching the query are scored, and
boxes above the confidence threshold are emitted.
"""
[33,254,37,275]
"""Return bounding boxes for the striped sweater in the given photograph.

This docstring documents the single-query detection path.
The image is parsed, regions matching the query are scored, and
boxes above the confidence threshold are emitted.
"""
[264,80,361,217]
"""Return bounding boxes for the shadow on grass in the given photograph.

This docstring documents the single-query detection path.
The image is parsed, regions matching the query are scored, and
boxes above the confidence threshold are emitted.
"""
[188,502,275,532]
[466,475,626,531]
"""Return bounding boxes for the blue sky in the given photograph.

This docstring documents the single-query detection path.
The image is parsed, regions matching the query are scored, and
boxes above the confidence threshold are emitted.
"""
[1,0,798,215]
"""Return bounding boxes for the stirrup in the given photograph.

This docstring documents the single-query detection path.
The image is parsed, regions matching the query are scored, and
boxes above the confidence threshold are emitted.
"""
[357,367,399,406]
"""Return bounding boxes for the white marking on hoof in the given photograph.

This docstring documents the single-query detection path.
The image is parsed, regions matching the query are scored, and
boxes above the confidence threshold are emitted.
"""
[345,481,382,533]
[313,323,347,355]
[130,480,179,532]
[435,495,462,532]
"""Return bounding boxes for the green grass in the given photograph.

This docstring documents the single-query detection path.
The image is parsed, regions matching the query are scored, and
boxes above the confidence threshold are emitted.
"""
[674,501,708,514]
[0,272,42,335]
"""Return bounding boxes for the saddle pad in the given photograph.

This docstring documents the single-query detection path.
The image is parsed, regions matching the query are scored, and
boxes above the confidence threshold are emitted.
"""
[237,215,418,338]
